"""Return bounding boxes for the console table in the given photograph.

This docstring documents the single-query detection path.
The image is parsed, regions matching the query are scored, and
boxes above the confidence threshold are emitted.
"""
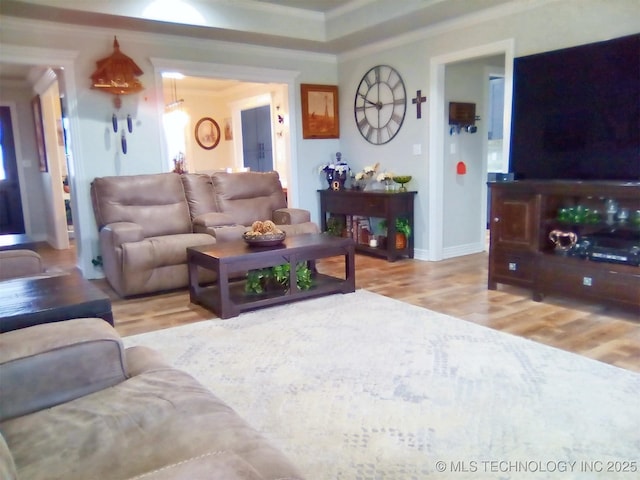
[319,189,417,261]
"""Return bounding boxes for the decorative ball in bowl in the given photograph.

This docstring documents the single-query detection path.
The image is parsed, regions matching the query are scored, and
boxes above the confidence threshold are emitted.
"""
[243,220,286,246]
[243,231,286,247]
[392,175,412,191]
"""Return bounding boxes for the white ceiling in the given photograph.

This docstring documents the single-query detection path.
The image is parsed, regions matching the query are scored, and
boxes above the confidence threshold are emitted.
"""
[0,0,516,54]
[256,0,352,12]
[0,0,516,87]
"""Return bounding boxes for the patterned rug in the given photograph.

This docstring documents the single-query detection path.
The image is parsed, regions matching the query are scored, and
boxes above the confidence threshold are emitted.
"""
[124,290,640,479]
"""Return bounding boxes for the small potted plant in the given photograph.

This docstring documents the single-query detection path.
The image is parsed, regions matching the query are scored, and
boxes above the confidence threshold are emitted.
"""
[379,217,411,249]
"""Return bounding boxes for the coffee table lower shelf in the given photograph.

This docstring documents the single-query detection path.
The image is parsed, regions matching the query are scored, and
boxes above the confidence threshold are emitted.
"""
[188,234,356,319]
[193,273,350,318]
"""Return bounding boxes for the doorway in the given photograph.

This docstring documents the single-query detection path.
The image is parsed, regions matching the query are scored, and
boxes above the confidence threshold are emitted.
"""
[0,105,25,234]
[241,105,273,172]
[428,40,514,261]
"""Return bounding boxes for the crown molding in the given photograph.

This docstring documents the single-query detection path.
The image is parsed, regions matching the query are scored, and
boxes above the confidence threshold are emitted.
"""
[337,0,558,61]
[0,15,338,65]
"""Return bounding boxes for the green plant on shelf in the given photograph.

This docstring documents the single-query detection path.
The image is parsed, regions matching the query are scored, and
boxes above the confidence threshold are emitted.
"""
[245,262,313,294]
[379,217,411,238]
[326,215,346,237]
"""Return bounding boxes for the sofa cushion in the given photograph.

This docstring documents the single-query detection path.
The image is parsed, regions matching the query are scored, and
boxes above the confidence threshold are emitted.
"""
[91,173,192,237]
[211,172,287,226]
[181,173,219,220]
[0,319,128,422]
[1,367,303,480]
[0,249,44,280]
[0,432,17,480]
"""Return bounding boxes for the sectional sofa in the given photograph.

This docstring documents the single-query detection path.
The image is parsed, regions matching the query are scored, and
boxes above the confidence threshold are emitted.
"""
[0,318,304,479]
[91,171,319,297]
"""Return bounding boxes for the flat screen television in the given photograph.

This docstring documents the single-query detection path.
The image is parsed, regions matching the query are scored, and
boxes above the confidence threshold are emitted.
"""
[509,33,640,181]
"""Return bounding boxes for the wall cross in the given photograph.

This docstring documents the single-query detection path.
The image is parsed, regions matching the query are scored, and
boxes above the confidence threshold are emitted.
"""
[412,90,427,119]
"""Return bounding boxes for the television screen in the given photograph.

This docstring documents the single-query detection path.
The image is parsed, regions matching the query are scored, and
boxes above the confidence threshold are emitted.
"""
[509,34,640,181]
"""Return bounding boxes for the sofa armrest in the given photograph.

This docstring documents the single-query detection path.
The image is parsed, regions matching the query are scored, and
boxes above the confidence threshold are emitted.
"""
[192,212,237,228]
[0,318,128,421]
[273,207,311,225]
[0,249,44,280]
[100,221,144,247]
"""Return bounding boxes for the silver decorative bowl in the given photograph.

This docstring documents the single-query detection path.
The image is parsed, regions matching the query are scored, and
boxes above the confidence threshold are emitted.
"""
[242,231,286,247]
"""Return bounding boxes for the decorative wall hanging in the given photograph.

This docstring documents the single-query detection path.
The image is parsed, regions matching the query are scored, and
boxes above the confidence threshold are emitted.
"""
[448,102,480,135]
[91,36,144,154]
[301,84,339,139]
[31,95,47,172]
[412,90,427,119]
[195,117,221,150]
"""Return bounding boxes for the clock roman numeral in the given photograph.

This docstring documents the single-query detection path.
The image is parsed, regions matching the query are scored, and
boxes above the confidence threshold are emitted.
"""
[391,112,403,125]
[374,66,381,84]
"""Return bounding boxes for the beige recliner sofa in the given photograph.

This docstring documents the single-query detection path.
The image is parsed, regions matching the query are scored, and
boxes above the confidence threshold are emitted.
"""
[91,171,318,297]
[0,318,303,480]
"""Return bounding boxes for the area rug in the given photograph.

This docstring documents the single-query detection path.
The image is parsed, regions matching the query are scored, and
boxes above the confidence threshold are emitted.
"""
[124,290,640,479]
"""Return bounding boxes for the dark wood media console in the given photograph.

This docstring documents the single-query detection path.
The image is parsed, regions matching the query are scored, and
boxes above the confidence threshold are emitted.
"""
[488,180,640,311]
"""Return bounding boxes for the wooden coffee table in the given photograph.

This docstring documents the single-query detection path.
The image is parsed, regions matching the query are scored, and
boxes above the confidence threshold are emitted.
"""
[187,233,355,319]
[0,274,113,333]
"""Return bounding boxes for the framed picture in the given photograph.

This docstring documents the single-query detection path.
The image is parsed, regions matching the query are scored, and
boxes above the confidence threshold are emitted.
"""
[195,117,221,150]
[31,95,48,172]
[223,117,233,141]
[301,84,339,139]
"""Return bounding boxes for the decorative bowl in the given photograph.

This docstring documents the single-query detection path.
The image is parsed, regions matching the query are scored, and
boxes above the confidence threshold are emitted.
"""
[392,175,412,191]
[242,231,286,247]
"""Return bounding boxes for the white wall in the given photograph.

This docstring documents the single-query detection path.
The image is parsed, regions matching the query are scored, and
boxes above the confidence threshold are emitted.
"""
[337,0,640,259]
[443,60,487,255]
[0,17,338,278]
[1,0,638,274]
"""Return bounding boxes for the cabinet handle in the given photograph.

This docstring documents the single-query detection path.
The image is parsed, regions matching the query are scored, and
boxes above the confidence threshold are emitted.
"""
[494,217,500,223]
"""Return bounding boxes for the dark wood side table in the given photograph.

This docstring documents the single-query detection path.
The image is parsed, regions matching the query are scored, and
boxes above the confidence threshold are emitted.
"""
[318,189,417,261]
[0,274,113,333]
[188,233,355,319]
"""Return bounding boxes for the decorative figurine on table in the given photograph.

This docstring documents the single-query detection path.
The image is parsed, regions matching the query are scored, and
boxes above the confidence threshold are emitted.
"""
[319,152,350,190]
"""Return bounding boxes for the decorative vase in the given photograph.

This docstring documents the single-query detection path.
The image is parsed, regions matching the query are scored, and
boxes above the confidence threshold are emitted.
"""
[335,170,348,190]
[395,233,407,250]
[325,170,334,189]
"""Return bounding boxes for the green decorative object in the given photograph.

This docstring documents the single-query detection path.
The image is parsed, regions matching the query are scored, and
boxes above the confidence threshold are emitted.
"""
[245,262,313,294]
[392,175,412,192]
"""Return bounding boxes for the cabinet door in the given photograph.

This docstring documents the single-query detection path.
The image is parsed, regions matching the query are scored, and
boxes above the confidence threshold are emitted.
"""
[490,190,539,251]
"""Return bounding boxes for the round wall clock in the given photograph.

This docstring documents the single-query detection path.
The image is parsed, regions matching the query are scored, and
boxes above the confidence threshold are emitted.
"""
[354,65,406,145]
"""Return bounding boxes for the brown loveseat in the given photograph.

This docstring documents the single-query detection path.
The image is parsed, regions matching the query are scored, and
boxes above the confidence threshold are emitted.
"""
[91,171,318,297]
[0,318,304,479]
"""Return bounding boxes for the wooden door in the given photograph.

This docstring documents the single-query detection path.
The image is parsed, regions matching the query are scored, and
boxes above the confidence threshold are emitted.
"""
[241,105,273,172]
[0,106,25,234]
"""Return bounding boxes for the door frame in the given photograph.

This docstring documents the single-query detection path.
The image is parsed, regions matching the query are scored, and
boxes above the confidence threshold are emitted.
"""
[150,58,299,205]
[428,39,514,261]
[0,45,83,262]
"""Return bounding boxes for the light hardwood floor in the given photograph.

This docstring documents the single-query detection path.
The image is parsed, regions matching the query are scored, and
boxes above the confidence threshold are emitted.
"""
[36,242,640,373]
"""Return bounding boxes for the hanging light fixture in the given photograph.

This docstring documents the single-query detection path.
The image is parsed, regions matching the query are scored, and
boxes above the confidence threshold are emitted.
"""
[162,73,188,171]
[165,80,184,110]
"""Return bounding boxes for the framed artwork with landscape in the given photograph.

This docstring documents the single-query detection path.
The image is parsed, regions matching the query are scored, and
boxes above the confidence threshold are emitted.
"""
[195,117,221,150]
[301,84,339,139]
